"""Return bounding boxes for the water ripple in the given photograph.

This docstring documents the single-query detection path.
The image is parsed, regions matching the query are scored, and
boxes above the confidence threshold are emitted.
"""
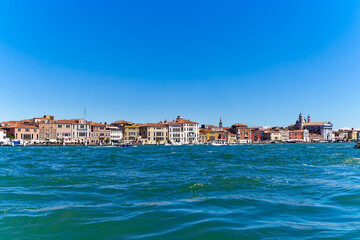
[0,143,360,239]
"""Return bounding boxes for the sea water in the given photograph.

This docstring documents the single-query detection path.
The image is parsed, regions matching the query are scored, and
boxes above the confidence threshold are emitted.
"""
[0,143,360,239]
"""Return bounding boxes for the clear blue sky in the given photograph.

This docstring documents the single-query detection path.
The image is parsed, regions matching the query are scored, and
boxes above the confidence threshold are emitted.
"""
[1,0,360,129]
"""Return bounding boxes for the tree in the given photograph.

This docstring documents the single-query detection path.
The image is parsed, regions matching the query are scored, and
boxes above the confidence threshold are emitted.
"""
[6,134,15,139]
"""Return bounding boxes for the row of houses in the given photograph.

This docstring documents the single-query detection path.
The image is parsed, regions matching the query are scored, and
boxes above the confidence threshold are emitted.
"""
[0,116,119,145]
[0,115,200,145]
[0,113,337,145]
[333,128,360,142]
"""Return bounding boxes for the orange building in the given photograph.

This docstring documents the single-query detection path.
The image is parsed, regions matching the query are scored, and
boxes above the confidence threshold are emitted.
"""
[3,124,39,142]
[230,123,251,143]
[289,130,304,140]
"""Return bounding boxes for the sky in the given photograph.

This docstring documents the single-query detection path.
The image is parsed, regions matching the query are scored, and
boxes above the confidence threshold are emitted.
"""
[1,0,360,129]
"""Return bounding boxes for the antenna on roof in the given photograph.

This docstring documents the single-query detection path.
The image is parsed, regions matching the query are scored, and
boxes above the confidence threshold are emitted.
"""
[84,108,87,120]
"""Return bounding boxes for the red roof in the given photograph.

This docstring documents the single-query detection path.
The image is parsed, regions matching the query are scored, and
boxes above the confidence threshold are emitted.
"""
[111,120,134,125]
[56,120,77,124]
[232,123,248,127]
[139,123,166,127]
[3,124,38,129]
[170,119,198,124]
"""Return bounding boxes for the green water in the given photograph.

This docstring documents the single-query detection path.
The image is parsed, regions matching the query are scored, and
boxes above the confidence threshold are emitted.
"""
[0,143,360,239]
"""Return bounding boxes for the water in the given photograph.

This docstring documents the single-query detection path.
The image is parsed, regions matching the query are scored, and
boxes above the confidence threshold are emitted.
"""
[0,143,360,239]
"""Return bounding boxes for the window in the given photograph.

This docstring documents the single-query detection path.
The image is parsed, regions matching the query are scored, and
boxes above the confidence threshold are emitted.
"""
[79,132,86,137]
[58,125,62,128]
[66,125,70,128]
[23,134,32,140]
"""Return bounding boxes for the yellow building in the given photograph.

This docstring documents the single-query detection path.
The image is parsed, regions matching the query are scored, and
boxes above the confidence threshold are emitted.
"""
[348,129,358,141]
[200,129,219,142]
[226,132,237,143]
[199,133,207,144]
[264,131,282,142]
[112,120,139,143]
[139,123,168,145]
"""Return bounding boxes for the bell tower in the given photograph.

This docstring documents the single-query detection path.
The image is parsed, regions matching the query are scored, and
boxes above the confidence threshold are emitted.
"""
[299,113,304,130]
[219,116,223,128]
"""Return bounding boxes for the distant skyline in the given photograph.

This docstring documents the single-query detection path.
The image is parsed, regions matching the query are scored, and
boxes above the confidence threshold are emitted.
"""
[1,1,360,129]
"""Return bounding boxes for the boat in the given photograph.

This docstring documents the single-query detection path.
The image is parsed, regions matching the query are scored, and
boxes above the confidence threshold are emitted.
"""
[165,141,183,146]
[118,143,134,148]
[210,139,227,146]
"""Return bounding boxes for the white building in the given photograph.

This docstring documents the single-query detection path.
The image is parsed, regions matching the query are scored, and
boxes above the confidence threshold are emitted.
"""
[174,115,199,144]
[279,130,289,142]
[107,125,123,143]
[72,119,91,144]
[165,121,184,144]
[303,129,310,142]
[0,129,8,144]
[292,113,333,141]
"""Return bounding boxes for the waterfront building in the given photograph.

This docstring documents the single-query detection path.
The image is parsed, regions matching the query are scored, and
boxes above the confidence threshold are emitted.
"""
[3,124,39,143]
[289,129,309,142]
[171,115,199,144]
[334,129,351,142]
[106,125,123,144]
[38,121,57,143]
[225,131,237,143]
[262,131,282,142]
[199,132,207,144]
[56,120,74,143]
[0,128,7,144]
[200,129,219,142]
[218,131,226,141]
[56,119,91,144]
[90,122,111,144]
[348,129,358,141]
[290,113,333,141]
[279,130,289,142]
[309,133,322,142]
[303,129,310,142]
[72,119,91,144]
[164,121,184,144]
[139,123,168,145]
[230,123,251,143]
[112,121,140,143]
[249,126,262,142]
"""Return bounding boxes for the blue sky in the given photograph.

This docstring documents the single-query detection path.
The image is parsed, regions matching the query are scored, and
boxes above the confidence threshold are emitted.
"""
[1,0,360,129]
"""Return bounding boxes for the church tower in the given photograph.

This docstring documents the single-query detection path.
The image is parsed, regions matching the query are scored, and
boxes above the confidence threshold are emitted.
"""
[219,116,223,128]
[307,114,311,123]
[299,113,304,130]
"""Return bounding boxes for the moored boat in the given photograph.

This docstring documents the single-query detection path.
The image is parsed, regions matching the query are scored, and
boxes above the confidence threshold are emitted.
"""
[210,139,227,146]
[118,143,134,147]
